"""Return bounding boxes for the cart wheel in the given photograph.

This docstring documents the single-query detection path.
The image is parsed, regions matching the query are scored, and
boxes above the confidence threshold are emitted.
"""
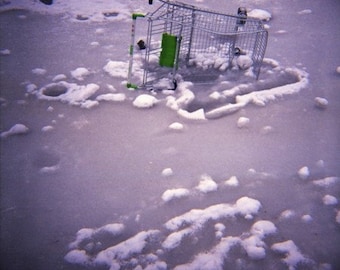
[149,0,153,5]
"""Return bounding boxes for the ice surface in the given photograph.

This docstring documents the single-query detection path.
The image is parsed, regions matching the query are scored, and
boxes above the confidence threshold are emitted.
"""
[1,0,340,269]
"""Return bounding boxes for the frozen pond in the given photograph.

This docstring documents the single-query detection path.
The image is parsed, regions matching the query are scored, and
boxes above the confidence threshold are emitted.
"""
[1,0,340,269]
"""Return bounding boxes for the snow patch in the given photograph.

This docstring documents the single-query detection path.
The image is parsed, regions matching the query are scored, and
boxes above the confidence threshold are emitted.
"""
[96,93,126,102]
[271,240,311,269]
[237,117,250,128]
[196,174,218,193]
[161,168,174,177]
[162,188,190,202]
[312,176,339,187]
[314,97,328,109]
[248,9,272,21]
[322,195,338,206]
[32,68,47,75]
[1,123,29,138]
[225,176,239,187]
[71,67,91,81]
[103,60,128,78]
[168,122,184,131]
[133,94,158,108]
[298,166,310,180]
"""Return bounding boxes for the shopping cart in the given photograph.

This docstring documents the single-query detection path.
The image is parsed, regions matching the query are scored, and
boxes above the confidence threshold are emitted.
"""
[127,0,268,90]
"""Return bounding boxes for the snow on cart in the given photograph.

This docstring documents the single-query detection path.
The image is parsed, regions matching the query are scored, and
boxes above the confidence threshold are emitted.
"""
[127,0,268,90]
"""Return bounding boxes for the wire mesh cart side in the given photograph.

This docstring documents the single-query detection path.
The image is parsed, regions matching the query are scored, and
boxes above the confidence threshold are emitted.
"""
[140,0,268,89]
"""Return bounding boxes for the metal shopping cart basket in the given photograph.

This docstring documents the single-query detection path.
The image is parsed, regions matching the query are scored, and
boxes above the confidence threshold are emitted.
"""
[127,0,268,90]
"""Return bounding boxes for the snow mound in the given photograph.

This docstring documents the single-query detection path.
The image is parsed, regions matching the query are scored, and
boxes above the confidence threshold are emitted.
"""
[32,67,47,75]
[237,117,250,128]
[313,176,339,187]
[298,166,310,180]
[1,123,29,138]
[168,122,184,131]
[177,108,206,120]
[93,230,160,266]
[248,9,272,21]
[336,66,340,74]
[103,60,128,78]
[71,67,91,81]
[161,168,174,177]
[271,240,311,269]
[161,188,190,202]
[322,195,338,205]
[133,94,158,108]
[0,48,10,55]
[96,93,126,102]
[225,176,239,187]
[196,174,218,193]
[314,97,328,109]
[250,220,277,237]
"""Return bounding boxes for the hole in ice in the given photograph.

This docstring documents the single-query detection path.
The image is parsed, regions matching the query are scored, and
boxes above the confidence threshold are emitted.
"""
[32,149,60,168]
[42,84,67,97]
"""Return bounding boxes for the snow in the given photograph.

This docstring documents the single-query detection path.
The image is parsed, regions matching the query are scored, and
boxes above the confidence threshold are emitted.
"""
[237,116,250,128]
[161,188,190,202]
[133,94,158,108]
[161,168,174,177]
[322,195,338,206]
[297,166,310,180]
[70,67,91,81]
[0,48,11,55]
[96,93,126,102]
[312,176,339,187]
[225,176,239,187]
[93,230,160,266]
[195,174,218,193]
[247,9,272,21]
[314,97,328,109]
[32,68,47,75]
[1,123,29,138]
[271,240,310,269]
[336,66,340,74]
[103,61,129,78]
[168,122,184,131]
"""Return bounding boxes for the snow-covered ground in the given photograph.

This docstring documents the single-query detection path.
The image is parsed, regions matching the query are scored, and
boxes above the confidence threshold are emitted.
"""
[1,0,340,270]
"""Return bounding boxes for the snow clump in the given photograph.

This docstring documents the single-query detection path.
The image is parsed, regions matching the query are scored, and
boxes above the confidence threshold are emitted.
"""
[133,94,158,108]
[248,9,272,21]
[168,122,184,131]
[313,176,339,187]
[271,240,311,269]
[96,93,126,102]
[314,97,328,109]
[225,176,239,187]
[336,66,340,74]
[161,168,174,177]
[103,60,128,78]
[71,67,91,81]
[298,166,309,180]
[237,117,250,128]
[322,195,338,205]
[196,174,218,193]
[161,188,190,202]
[32,68,47,75]
[1,123,29,138]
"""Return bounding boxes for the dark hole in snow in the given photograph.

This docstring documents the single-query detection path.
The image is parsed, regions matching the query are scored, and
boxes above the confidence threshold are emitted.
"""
[76,14,89,21]
[103,11,119,17]
[42,84,67,97]
[32,149,60,168]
